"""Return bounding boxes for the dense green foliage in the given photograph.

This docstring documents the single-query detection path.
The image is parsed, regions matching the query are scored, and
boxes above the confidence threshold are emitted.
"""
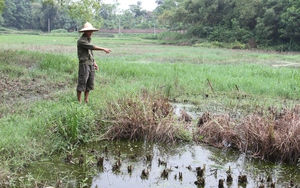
[0,0,156,32]
[1,0,300,50]
[157,0,300,50]
[0,0,4,14]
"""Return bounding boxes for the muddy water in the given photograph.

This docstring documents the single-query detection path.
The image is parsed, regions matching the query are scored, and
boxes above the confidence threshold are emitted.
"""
[90,141,299,188]
[23,103,300,188]
[26,140,299,188]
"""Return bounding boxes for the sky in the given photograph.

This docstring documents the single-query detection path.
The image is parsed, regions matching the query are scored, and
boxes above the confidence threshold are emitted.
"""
[103,0,158,11]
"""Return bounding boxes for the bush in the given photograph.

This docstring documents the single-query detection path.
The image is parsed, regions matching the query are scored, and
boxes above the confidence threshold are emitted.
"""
[140,34,158,40]
[230,40,246,49]
[205,26,253,44]
[96,33,115,38]
[51,29,68,33]
[187,25,213,38]
[211,41,226,48]
[158,31,183,41]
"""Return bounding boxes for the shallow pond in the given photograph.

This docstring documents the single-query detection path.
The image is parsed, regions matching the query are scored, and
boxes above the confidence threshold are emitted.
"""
[25,140,299,188]
[21,102,300,188]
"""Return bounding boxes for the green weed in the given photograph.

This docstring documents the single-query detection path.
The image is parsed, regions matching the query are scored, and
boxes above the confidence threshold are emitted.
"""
[53,102,96,144]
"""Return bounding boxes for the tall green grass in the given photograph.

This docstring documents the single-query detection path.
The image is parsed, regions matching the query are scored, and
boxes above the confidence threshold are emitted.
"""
[98,58,300,100]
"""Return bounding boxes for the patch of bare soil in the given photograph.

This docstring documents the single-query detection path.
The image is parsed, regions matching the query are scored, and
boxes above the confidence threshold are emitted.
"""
[0,75,69,118]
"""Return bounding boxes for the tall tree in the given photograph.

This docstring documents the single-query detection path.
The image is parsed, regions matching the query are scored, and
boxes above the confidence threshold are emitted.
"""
[254,0,285,44]
[39,1,58,31]
[0,0,5,14]
[280,0,300,44]
[38,0,103,27]
[120,9,135,29]
[53,6,77,31]
[99,3,118,29]
[129,1,147,18]
[1,0,16,27]
[67,0,102,27]
[2,0,32,29]
[31,2,42,30]
[157,0,180,28]
[156,0,178,15]
[233,0,263,29]
[16,0,32,29]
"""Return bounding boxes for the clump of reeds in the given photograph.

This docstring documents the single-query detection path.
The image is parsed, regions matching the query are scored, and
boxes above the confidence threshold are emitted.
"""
[104,91,181,143]
[239,105,300,164]
[194,113,240,149]
[194,105,300,164]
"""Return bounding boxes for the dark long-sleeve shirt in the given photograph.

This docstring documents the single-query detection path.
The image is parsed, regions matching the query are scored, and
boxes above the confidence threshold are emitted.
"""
[77,34,95,65]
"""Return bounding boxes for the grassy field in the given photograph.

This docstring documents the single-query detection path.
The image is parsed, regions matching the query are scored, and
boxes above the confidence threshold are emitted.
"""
[0,34,300,186]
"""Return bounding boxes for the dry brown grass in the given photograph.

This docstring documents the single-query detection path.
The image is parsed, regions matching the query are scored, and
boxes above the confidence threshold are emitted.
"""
[103,89,300,164]
[194,113,240,149]
[194,105,300,164]
[104,91,182,143]
[0,168,10,188]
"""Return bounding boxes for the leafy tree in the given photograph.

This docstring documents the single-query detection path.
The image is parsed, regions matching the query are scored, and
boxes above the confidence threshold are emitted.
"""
[37,0,103,27]
[255,5,280,44]
[53,6,77,31]
[31,2,42,30]
[129,1,147,18]
[233,0,263,29]
[0,0,5,14]
[155,0,164,5]
[29,1,76,31]
[99,3,118,29]
[157,0,180,28]
[111,1,156,29]
[1,0,16,28]
[2,0,32,29]
[67,0,102,27]
[39,1,58,31]
[280,0,300,45]
[156,0,178,16]
[16,0,32,29]
[120,10,135,29]
[158,0,234,30]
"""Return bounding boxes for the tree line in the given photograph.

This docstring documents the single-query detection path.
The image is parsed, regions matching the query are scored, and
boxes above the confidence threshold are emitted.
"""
[157,0,300,50]
[0,0,158,32]
[0,0,300,50]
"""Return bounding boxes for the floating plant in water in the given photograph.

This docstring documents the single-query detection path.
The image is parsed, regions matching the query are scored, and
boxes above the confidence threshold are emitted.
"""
[238,174,247,184]
[127,165,133,174]
[112,159,121,172]
[196,166,204,177]
[160,168,169,179]
[158,158,167,167]
[178,172,183,181]
[194,176,205,186]
[226,174,233,183]
[96,156,104,167]
[218,179,224,188]
[141,168,149,179]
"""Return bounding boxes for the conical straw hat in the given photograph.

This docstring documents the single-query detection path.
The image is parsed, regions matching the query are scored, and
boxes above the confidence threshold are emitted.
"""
[79,22,99,32]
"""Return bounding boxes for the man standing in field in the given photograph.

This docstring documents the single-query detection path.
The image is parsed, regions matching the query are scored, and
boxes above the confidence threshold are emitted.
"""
[77,22,111,103]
